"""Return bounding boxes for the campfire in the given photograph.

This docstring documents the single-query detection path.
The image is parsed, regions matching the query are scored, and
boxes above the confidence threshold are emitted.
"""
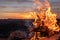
[8,0,60,40]
[30,0,60,40]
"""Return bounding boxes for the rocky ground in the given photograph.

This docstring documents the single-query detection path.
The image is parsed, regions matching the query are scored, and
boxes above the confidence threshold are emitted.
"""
[0,33,60,40]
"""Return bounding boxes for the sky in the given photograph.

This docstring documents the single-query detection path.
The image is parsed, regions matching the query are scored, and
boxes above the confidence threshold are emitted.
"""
[0,0,60,19]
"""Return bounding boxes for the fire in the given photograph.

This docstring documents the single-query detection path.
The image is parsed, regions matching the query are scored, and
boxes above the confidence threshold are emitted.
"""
[30,0,60,40]
[33,0,60,31]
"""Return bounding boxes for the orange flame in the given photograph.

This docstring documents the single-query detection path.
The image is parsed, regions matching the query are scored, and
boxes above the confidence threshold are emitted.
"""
[33,0,60,32]
[30,0,60,40]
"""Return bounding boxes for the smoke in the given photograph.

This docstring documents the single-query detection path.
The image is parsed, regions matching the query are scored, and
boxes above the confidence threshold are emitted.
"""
[33,0,50,10]
[24,20,33,28]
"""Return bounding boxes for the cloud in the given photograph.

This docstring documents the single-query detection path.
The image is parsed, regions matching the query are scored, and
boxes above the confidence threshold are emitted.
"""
[0,0,33,2]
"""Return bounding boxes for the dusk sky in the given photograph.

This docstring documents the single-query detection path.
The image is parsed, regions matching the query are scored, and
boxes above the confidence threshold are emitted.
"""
[0,0,60,19]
